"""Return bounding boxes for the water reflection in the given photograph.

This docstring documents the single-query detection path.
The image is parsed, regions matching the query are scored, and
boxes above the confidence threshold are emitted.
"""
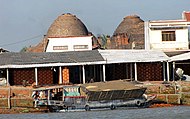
[1,106,190,119]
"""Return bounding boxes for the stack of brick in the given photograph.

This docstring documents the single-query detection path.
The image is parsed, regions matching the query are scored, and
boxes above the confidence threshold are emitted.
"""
[0,86,33,108]
[143,81,181,104]
[179,81,190,105]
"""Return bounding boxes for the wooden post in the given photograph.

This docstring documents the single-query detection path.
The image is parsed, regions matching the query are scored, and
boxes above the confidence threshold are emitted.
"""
[47,90,50,105]
[134,63,137,81]
[59,66,62,84]
[82,65,85,84]
[172,62,175,81]
[163,62,166,82]
[35,68,38,86]
[6,69,10,86]
[103,64,106,82]
[8,87,11,109]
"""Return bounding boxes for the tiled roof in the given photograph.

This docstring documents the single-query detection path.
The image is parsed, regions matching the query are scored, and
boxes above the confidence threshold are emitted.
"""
[0,50,105,68]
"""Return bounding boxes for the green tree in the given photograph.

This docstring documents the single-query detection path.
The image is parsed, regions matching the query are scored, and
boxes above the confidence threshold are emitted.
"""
[99,34,110,49]
[20,46,28,52]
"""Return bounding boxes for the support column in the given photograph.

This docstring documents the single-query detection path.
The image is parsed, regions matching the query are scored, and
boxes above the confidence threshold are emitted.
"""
[163,62,166,82]
[59,66,62,84]
[6,69,10,86]
[103,64,106,82]
[167,62,170,81]
[130,63,133,81]
[134,63,137,81]
[35,68,38,86]
[172,62,175,81]
[82,65,85,84]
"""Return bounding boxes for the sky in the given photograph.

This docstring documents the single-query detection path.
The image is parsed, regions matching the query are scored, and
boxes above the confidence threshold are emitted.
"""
[0,0,190,52]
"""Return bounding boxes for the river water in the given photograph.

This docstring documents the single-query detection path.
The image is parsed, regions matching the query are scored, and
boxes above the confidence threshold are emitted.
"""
[1,106,190,119]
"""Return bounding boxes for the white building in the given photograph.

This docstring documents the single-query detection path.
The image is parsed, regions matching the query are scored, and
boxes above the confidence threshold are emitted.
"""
[45,36,93,52]
[145,12,190,51]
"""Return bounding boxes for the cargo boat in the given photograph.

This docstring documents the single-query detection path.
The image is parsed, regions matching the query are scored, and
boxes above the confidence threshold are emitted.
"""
[32,80,152,112]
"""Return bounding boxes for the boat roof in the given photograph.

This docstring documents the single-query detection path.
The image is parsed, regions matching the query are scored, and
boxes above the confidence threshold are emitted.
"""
[33,85,81,91]
[80,80,145,91]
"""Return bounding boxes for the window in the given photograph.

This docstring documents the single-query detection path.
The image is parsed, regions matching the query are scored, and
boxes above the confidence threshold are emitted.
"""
[73,45,88,49]
[162,31,176,41]
[53,46,68,50]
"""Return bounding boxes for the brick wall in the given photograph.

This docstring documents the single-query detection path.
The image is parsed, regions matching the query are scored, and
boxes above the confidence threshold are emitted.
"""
[10,68,35,85]
[37,67,53,85]
[137,63,163,81]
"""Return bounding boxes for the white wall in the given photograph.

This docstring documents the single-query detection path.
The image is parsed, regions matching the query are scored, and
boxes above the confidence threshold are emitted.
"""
[148,24,189,51]
[46,36,92,52]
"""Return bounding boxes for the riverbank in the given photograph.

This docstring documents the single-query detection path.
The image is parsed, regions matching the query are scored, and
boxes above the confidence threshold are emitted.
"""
[0,80,190,114]
[0,108,48,114]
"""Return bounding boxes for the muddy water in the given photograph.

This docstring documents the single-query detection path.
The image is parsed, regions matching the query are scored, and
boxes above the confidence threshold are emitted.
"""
[1,106,190,119]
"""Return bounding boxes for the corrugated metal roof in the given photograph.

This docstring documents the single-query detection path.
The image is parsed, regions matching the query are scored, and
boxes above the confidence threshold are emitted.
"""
[0,50,105,68]
[169,52,190,62]
[0,50,169,68]
[98,50,169,63]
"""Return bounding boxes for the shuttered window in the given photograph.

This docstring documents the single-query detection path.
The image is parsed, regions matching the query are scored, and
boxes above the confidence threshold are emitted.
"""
[53,46,68,50]
[162,31,176,41]
[73,45,88,49]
